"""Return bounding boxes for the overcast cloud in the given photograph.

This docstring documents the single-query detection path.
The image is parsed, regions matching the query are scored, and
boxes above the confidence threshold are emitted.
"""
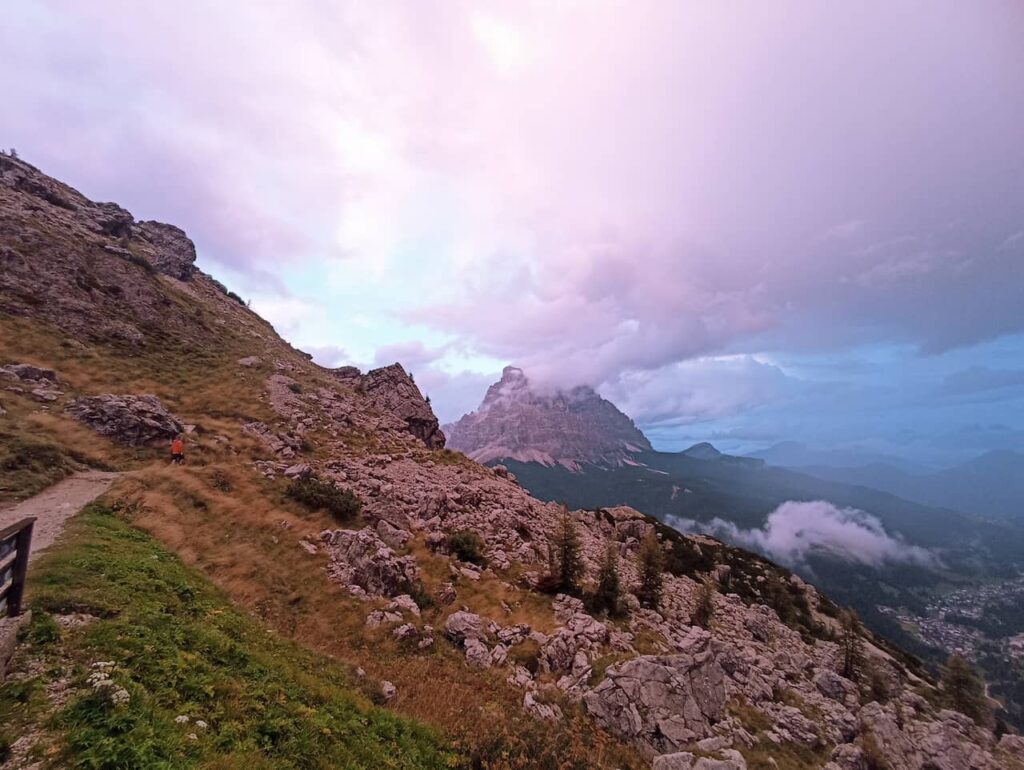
[2,1,1023,461]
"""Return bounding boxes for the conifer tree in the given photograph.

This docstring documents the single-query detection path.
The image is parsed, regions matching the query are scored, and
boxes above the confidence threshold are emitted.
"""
[941,654,989,723]
[593,542,621,615]
[636,532,664,610]
[554,507,584,594]
[692,574,717,628]
[839,609,864,681]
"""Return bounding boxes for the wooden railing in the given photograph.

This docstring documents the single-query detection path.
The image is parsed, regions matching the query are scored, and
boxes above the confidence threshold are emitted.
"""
[0,517,35,619]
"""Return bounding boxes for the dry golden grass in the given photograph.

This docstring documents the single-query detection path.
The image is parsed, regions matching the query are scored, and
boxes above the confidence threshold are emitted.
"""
[1,304,645,767]
[97,461,643,767]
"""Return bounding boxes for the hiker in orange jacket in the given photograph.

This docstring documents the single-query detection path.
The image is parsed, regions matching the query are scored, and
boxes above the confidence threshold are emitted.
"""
[170,435,185,464]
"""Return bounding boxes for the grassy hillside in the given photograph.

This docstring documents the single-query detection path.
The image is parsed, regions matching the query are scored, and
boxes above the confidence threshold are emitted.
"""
[0,309,640,768]
[1,502,456,769]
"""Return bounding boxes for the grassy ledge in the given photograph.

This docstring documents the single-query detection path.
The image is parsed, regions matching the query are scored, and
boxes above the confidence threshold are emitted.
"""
[0,502,458,769]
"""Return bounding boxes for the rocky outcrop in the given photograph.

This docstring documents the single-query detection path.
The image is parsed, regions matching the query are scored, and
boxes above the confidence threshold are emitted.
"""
[0,362,64,402]
[321,528,419,598]
[67,394,183,446]
[0,364,58,383]
[652,751,746,770]
[0,154,246,349]
[446,365,651,469]
[583,627,727,755]
[363,364,445,449]
[133,220,197,280]
[327,363,445,449]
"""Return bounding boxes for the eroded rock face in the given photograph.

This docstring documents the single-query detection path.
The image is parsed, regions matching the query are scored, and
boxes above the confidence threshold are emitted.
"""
[0,154,216,348]
[321,528,419,598]
[584,628,727,755]
[67,394,183,446]
[362,363,445,449]
[133,221,197,280]
[446,365,651,469]
[327,363,445,449]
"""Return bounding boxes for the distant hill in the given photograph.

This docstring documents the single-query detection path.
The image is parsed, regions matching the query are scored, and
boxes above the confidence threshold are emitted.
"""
[795,449,1024,521]
[749,441,933,473]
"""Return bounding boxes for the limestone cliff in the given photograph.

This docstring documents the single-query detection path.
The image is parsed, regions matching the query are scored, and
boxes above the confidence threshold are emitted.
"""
[446,366,651,469]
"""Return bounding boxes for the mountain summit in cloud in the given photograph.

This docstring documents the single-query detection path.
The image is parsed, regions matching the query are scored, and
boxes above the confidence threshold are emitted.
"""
[445,366,651,469]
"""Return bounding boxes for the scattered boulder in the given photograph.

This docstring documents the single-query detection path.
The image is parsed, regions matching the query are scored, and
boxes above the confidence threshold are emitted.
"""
[583,628,727,754]
[444,611,487,645]
[524,690,563,722]
[814,669,856,704]
[321,528,419,598]
[464,638,492,668]
[0,363,58,383]
[387,594,421,617]
[653,751,746,770]
[380,680,397,702]
[284,463,311,479]
[237,356,263,368]
[67,394,183,446]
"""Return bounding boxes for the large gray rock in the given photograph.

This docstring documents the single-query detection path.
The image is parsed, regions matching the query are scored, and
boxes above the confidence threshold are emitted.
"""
[363,363,446,449]
[0,611,31,684]
[653,751,746,770]
[133,220,197,280]
[329,363,445,449]
[321,528,419,598]
[443,611,488,644]
[0,364,58,383]
[67,394,183,446]
[583,628,727,754]
[854,701,1002,770]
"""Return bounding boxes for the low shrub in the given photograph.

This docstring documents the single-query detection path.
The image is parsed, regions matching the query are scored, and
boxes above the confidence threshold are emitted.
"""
[25,611,61,646]
[449,530,487,566]
[125,252,155,273]
[507,638,542,675]
[403,579,435,611]
[286,475,362,522]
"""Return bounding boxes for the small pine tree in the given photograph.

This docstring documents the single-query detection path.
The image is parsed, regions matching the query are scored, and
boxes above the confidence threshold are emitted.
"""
[636,532,664,610]
[692,574,717,628]
[941,654,989,723]
[839,609,864,681]
[593,542,621,616]
[554,507,584,595]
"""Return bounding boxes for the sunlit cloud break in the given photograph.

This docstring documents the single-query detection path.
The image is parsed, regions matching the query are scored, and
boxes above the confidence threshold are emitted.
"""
[670,500,938,569]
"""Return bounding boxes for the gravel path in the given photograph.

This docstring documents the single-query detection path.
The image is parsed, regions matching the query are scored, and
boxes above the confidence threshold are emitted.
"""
[0,471,120,561]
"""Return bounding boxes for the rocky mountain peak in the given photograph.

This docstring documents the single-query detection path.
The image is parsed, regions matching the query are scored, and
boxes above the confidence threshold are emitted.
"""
[446,367,652,469]
[681,442,722,460]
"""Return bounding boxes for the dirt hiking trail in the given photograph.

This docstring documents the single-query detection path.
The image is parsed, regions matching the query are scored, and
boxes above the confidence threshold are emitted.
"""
[0,471,120,561]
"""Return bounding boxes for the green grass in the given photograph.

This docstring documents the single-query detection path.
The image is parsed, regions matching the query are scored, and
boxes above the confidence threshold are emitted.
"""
[5,502,458,769]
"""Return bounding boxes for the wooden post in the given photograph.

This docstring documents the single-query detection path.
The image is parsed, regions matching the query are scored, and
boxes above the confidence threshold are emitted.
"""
[0,517,35,618]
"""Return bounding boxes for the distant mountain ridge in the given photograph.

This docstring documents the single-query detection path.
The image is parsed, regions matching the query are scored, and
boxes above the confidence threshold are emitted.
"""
[791,448,1024,521]
[445,366,651,469]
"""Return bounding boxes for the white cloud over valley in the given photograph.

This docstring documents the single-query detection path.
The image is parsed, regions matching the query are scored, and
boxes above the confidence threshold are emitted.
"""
[671,500,938,569]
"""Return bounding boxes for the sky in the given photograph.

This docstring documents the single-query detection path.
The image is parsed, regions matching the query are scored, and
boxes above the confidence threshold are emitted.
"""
[2,1,1023,467]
